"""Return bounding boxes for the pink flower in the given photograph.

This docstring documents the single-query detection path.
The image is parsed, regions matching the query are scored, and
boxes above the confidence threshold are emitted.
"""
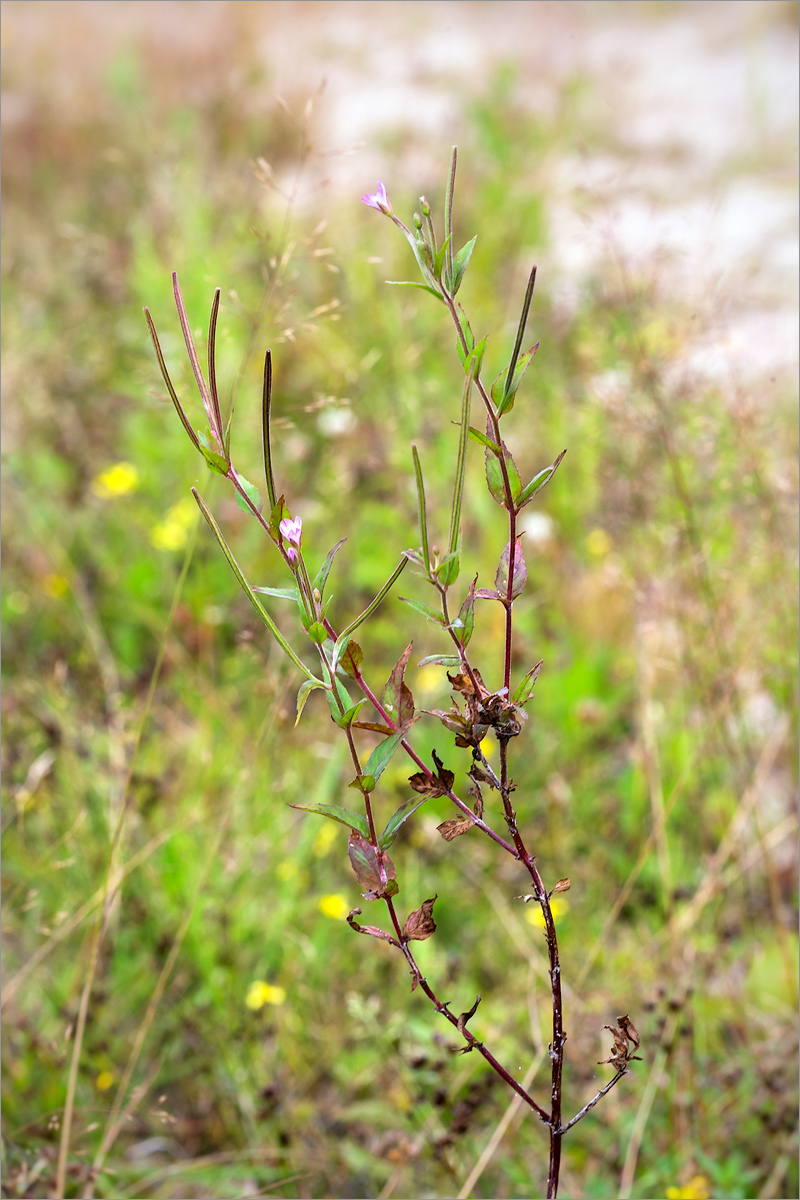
[279,516,303,547]
[360,181,392,215]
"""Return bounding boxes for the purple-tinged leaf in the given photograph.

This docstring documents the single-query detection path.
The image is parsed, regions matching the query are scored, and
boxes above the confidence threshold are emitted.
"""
[495,537,527,600]
[452,575,477,648]
[346,909,400,946]
[348,831,399,901]
[352,721,395,735]
[484,419,522,509]
[475,588,502,601]
[383,643,415,726]
[268,495,290,543]
[288,802,369,839]
[339,639,363,677]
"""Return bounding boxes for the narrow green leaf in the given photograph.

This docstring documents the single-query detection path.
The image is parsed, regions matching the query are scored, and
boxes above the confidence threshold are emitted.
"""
[443,145,458,291]
[252,586,298,601]
[296,677,325,725]
[196,430,229,476]
[451,234,477,295]
[398,597,446,626]
[308,622,328,644]
[386,280,443,301]
[363,724,413,787]
[417,654,461,667]
[326,674,352,720]
[433,232,452,280]
[313,538,347,597]
[518,449,567,507]
[235,473,263,515]
[192,489,322,683]
[268,495,289,543]
[512,660,543,705]
[496,343,540,416]
[468,426,502,455]
[289,802,369,839]
[336,700,368,729]
[379,794,432,850]
[455,575,477,648]
[435,550,460,588]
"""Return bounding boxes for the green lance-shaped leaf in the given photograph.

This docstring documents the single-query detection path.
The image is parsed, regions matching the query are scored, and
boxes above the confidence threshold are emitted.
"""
[451,575,477,647]
[501,264,537,410]
[379,794,433,850]
[444,369,473,584]
[261,349,277,509]
[360,724,414,787]
[336,700,368,729]
[348,830,399,901]
[192,489,323,684]
[450,234,477,297]
[484,420,522,509]
[268,495,289,543]
[253,585,298,601]
[468,425,502,455]
[313,538,347,598]
[411,444,431,577]
[296,677,326,725]
[398,596,446,627]
[493,343,540,417]
[196,428,230,476]
[382,643,415,725]
[433,233,452,282]
[518,449,567,507]
[234,473,263,516]
[434,550,460,588]
[289,802,369,839]
[143,307,202,454]
[495,536,528,600]
[326,674,353,721]
[332,557,408,670]
[417,653,461,668]
[386,280,444,302]
[512,659,543,705]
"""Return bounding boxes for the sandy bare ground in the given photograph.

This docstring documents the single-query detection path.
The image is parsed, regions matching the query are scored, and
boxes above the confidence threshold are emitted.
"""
[3,0,797,382]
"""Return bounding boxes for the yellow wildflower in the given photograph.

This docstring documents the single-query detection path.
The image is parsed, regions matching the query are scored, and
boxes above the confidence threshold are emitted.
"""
[585,528,612,558]
[151,497,197,552]
[312,822,337,858]
[666,1176,710,1199]
[318,894,349,921]
[95,1070,114,1091]
[245,981,287,1010]
[43,573,69,598]
[526,897,569,929]
[91,462,139,498]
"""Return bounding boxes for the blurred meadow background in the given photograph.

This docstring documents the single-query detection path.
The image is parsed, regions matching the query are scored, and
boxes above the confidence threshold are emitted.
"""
[2,2,798,1198]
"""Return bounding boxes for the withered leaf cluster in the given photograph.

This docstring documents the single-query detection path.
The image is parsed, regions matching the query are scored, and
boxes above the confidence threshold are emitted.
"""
[599,1013,642,1070]
[408,748,454,798]
[403,895,437,941]
[437,783,484,841]
[424,669,527,748]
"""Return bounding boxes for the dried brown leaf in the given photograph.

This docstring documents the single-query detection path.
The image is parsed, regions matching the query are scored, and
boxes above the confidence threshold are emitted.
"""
[403,895,438,941]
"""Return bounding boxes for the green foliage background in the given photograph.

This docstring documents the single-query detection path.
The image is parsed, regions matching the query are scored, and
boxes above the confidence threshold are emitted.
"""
[2,4,797,1198]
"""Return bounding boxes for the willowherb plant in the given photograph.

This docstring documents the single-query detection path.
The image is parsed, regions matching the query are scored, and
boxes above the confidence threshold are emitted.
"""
[145,148,641,1199]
